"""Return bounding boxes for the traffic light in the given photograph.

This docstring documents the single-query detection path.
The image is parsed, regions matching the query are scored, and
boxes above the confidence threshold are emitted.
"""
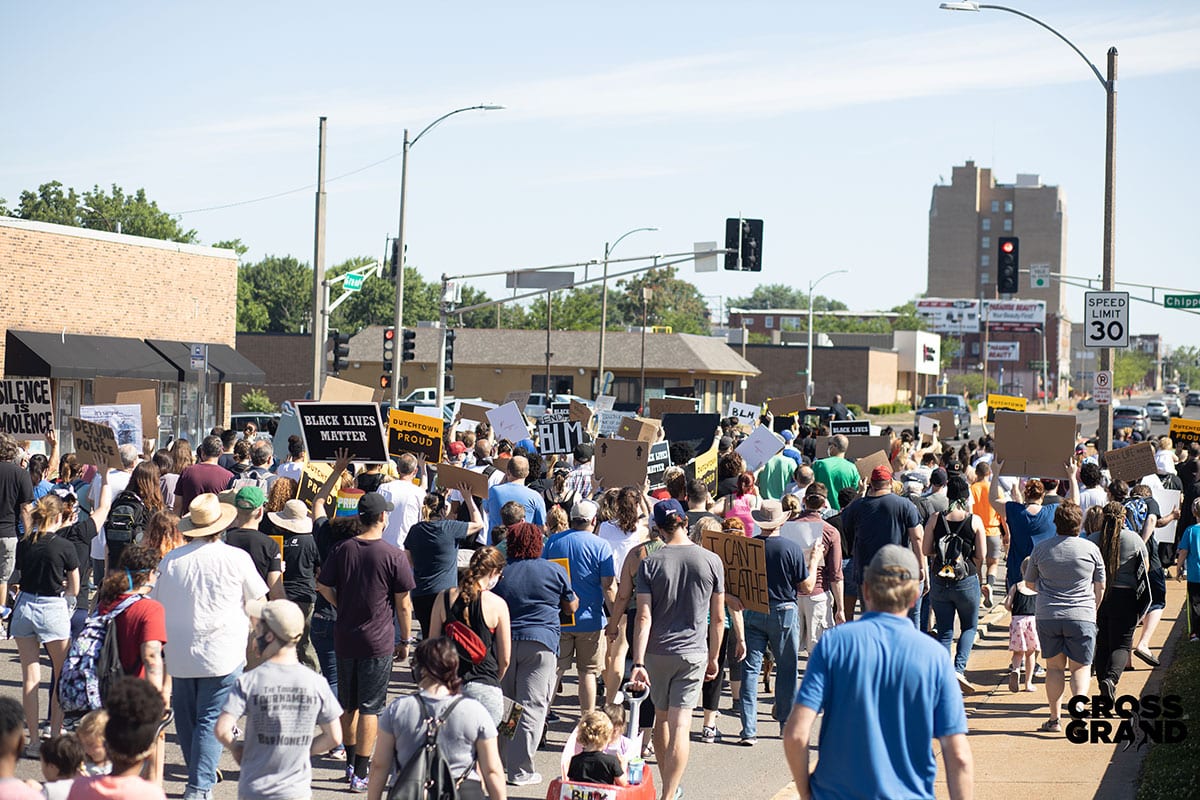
[723,218,764,271]
[401,328,416,362]
[444,374,455,393]
[382,327,395,372]
[997,237,1019,295]
[389,239,402,279]
[329,330,351,374]
[379,374,392,389]
[444,329,456,371]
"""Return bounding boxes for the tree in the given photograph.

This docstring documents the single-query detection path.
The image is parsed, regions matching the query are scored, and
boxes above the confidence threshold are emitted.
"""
[613,267,711,335]
[1114,349,1154,391]
[237,255,313,333]
[213,238,250,261]
[2,181,198,243]
[940,337,963,371]
[240,388,277,413]
[729,283,847,312]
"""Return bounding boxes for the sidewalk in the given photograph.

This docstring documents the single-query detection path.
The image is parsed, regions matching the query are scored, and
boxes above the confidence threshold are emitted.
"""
[771,578,1190,800]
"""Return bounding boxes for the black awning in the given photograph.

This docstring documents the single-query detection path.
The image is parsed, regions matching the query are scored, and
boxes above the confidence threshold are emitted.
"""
[5,330,180,381]
[145,339,266,384]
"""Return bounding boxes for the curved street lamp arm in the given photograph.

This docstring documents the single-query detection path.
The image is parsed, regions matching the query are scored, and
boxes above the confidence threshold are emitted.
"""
[977,4,1108,91]
[411,104,504,148]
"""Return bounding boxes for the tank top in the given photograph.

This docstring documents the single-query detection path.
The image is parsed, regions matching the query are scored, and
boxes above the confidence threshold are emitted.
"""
[446,590,500,687]
[725,493,757,535]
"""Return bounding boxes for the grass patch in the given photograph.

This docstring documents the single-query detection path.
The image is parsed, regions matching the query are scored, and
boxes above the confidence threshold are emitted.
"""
[1135,633,1200,799]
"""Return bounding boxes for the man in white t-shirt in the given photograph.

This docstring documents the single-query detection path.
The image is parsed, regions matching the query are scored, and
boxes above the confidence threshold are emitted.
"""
[377,453,425,549]
[154,493,268,800]
[1077,461,1108,513]
[86,443,138,588]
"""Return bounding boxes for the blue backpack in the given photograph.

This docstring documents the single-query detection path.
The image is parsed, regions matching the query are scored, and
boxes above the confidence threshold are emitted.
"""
[59,595,143,716]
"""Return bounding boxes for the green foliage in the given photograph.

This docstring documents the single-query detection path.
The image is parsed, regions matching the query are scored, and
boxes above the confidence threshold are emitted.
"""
[1114,349,1154,390]
[941,337,963,371]
[889,301,928,331]
[867,403,913,415]
[3,181,198,243]
[213,238,250,260]
[1163,346,1200,388]
[614,266,711,335]
[846,403,864,418]
[729,283,847,312]
[237,255,313,333]
[1135,635,1200,799]
[239,388,277,413]
[948,374,996,397]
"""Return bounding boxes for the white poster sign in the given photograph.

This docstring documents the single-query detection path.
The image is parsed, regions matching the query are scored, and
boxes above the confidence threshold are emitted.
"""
[486,402,530,444]
[735,426,784,472]
[79,404,143,448]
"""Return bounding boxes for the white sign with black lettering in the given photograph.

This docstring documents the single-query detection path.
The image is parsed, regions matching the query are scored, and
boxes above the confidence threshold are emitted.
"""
[725,401,760,427]
[1093,370,1112,405]
[1084,291,1129,348]
[537,419,589,455]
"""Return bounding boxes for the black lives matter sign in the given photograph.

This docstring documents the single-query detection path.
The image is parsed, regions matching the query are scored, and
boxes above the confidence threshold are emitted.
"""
[537,419,590,455]
[295,402,387,463]
[0,378,54,440]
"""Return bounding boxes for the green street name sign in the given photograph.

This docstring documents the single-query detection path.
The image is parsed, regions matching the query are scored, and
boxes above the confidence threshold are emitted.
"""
[343,273,365,292]
[1164,294,1200,309]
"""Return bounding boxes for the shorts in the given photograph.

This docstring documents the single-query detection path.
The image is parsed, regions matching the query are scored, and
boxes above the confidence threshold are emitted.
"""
[10,594,71,643]
[1036,618,1096,666]
[336,655,391,715]
[1009,614,1040,653]
[1148,568,1166,613]
[0,537,15,583]
[557,630,606,676]
[644,651,706,710]
[985,534,1003,561]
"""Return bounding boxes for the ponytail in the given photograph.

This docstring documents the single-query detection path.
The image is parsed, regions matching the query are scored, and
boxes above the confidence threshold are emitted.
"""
[422,492,448,522]
[28,495,65,542]
[1098,502,1125,592]
[457,546,506,625]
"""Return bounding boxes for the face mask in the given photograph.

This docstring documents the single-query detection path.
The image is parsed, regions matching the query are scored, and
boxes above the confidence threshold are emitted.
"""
[486,574,500,591]
[254,629,272,656]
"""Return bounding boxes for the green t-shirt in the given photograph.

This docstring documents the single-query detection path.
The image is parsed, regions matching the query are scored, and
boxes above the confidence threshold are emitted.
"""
[812,456,860,510]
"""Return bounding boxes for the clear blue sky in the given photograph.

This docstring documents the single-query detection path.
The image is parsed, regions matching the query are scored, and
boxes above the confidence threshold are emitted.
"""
[2,1,1197,348]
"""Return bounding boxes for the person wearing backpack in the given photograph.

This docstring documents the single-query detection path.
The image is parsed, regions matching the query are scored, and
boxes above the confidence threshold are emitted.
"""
[102,462,162,576]
[923,475,987,695]
[368,637,506,800]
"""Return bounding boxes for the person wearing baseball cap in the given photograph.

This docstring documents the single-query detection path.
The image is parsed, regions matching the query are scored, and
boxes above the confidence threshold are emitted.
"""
[542,499,615,714]
[216,599,343,800]
[783,544,972,800]
[223,486,285,606]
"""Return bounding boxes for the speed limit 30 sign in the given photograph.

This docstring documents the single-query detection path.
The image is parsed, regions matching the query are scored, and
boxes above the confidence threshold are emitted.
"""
[1084,291,1129,348]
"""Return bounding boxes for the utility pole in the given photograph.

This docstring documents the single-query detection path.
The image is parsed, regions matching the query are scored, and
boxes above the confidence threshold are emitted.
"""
[311,116,328,401]
[390,128,411,407]
[1097,47,1118,452]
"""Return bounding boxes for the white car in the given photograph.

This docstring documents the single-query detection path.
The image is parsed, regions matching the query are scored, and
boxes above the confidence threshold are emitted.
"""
[1145,399,1169,422]
[1163,395,1183,417]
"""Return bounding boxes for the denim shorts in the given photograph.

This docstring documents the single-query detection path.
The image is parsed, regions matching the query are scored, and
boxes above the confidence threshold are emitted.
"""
[10,594,71,643]
[1036,617,1097,665]
[336,655,391,715]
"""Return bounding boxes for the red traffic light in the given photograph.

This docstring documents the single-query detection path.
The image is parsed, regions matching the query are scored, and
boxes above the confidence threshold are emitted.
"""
[1001,241,1015,254]
[384,328,395,341]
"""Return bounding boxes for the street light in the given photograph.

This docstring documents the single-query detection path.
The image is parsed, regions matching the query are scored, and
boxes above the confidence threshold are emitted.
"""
[939,1,1118,449]
[80,204,121,234]
[805,269,849,402]
[390,104,504,406]
[597,227,657,398]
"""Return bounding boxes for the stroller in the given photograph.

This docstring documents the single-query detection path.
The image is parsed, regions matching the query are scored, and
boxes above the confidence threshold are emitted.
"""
[546,682,657,800]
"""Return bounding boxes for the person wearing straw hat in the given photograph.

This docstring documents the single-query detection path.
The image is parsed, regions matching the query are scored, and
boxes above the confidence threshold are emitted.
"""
[736,499,821,747]
[153,493,269,800]
[269,499,322,672]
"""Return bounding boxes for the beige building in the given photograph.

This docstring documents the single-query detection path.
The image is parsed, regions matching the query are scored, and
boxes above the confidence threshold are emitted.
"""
[0,217,261,446]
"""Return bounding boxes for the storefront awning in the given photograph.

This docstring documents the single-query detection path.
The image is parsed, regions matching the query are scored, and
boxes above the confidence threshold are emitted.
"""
[5,330,181,381]
[145,339,266,384]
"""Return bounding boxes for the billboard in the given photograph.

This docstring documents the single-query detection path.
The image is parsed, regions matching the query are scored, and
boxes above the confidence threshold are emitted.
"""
[915,299,980,334]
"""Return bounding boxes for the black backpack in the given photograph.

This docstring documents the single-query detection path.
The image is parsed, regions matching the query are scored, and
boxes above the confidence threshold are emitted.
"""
[106,490,148,545]
[932,514,975,584]
[388,695,471,800]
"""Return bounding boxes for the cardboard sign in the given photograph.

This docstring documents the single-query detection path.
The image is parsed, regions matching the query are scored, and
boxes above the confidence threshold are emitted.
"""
[767,393,808,416]
[593,438,652,489]
[1103,441,1158,483]
[645,441,672,491]
[486,402,529,444]
[273,408,303,454]
[992,411,1076,478]
[295,461,334,512]
[548,558,576,627]
[617,416,661,444]
[435,462,491,499]
[725,401,760,428]
[595,410,628,437]
[686,444,719,496]
[1169,417,1200,446]
[854,450,892,482]
[661,413,721,459]
[69,417,123,469]
[537,419,590,456]
[0,377,54,440]
[814,435,893,461]
[568,400,593,426]
[296,402,387,463]
[79,404,143,448]
[780,520,824,553]
[986,393,1027,423]
[321,375,375,403]
[503,390,532,410]
[736,426,785,472]
[1142,474,1182,545]
[387,408,445,462]
[918,410,955,437]
[648,397,696,418]
[830,420,870,437]
[115,389,159,445]
[457,402,495,424]
[701,529,769,614]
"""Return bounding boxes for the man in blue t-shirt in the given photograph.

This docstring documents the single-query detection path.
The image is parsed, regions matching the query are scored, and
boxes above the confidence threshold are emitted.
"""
[783,545,973,800]
[482,455,546,543]
[542,500,616,713]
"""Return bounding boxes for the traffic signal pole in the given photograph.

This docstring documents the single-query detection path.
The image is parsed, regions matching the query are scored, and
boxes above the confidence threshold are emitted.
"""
[311,117,328,400]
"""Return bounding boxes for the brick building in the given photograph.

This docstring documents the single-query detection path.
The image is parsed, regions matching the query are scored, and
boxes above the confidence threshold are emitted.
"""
[735,343,899,410]
[0,217,262,446]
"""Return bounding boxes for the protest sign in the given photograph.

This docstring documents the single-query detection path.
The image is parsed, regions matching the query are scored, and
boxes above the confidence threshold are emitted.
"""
[767,393,808,416]
[540,409,570,424]
[645,441,672,491]
[616,416,660,444]
[830,420,870,437]
[685,444,719,496]
[736,426,784,472]
[779,520,824,554]
[387,408,444,462]
[537,419,590,455]
[1169,417,1200,446]
[457,402,495,425]
[1103,441,1158,483]
[435,462,492,499]
[772,415,797,435]
[661,413,721,459]
[701,530,769,614]
[918,410,955,436]
[648,397,696,418]
[594,395,616,412]
[593,438,652,488]
[1142,474,1182,545]
[992,411,1075,478]
[273,408,303,453]
[503,390,532,410]
[0,377,54,440]
[548,558,576,626]
[296,402,387,463]
[568,400,593,426]
[854,450,892,481]
[487,402,530,444]
[115,389,159,444]
[79,404,142,448]
[814,435,893,461]
[295,462,334,512]
[321,375,375,403]
[986,393,1027,423]
[595,410,628,437]
[725,401,760,428]
[69,417,123,469]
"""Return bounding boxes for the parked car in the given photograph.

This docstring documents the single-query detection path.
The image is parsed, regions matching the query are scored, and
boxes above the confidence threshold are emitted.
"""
[1164,395,1183,417]
[1165,383,1179,395]
[1112,405,1150,436]
[230,413,280,437]
[400,387,440,404]
[1187,391,1200,408]
[1145,400,1170,422]
[914,394,971,439]
[1076,397,1098,411]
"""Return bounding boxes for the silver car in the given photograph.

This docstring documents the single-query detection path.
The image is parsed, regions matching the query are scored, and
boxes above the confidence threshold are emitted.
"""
[1164,395,1183,417]
[1145,400,1169,422]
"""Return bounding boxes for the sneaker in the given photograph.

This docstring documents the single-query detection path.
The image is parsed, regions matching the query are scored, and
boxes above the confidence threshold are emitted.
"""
[1034,664,1047,678]
[345,765,355,783]
[328,745,347,761]
[955,672,976,696]
[700,725,717,743]
[738,736,757,747]
[349,773,369,793]
[1100,678,1116,702]
[507,772,543,787]
[545,710,562,723]
[1008,664,1022,693]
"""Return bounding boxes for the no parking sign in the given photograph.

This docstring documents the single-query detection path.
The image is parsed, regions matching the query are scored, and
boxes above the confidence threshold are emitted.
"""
[1093,370,1112,405]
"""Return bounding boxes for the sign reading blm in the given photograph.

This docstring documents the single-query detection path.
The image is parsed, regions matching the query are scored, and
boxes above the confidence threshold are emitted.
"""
[0,378,54,440]
[296,402,387,463]
[537,419,590,456]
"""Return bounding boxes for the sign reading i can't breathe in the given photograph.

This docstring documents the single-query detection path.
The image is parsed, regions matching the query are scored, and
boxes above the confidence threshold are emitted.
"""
[0,378,54,440]
[296,402,387,463]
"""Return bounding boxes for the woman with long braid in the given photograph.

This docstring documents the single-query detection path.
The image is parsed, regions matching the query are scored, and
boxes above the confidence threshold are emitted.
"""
[1085,501,1149,700]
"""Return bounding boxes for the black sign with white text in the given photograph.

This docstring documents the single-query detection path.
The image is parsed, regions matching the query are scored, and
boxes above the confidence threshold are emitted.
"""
[830,420,870,437]
[296,402,387,463]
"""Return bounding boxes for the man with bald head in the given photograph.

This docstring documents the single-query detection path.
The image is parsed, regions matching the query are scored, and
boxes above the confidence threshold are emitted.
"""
[813,435,860,511]
[785,464,816,498]
[482,454,546,543]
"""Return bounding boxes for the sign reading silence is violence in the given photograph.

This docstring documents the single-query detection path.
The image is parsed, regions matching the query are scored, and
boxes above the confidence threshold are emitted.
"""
[0,377,54,440]
[296,402,388,463]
